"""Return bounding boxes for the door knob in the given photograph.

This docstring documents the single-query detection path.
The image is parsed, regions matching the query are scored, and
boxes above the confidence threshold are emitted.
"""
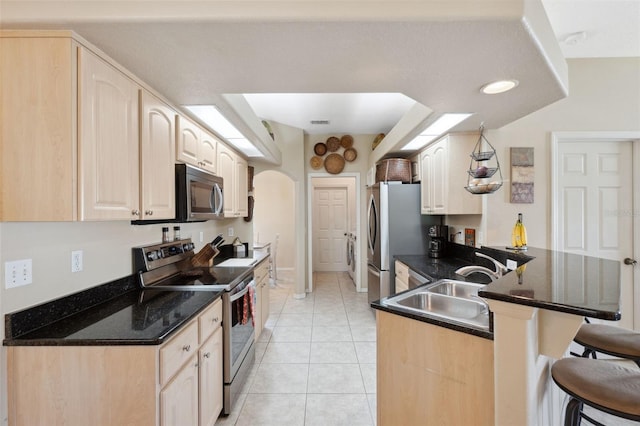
[624,258,637,266]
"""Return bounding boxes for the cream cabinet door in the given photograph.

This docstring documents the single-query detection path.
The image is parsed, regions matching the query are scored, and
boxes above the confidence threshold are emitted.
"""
[235,156,249,217]
[217,143,236,217]
[420,149,433,214]
[261,277,270,327]
[199,328,223,426]
[420,134,481,215]
[176,115,201,167]
[430,141,448,215]
[160,355,199,426]
[140,90,175,220]
[79,47,140,220]
[199,132,218,175]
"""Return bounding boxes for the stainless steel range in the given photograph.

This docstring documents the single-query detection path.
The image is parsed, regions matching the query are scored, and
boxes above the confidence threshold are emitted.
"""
[133,238,256,416]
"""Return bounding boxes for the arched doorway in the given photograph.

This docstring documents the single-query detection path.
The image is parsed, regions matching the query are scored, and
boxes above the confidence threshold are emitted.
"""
[253,170,297,287]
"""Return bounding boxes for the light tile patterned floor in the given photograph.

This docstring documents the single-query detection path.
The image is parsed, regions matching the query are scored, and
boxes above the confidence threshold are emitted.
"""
[216,271,376,426]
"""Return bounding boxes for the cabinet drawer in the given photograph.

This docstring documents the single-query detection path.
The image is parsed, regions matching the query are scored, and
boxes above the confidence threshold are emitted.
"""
[395,261,409,285]
[160,320,198,386]
[199,298,222,343]
[254,260,269,284]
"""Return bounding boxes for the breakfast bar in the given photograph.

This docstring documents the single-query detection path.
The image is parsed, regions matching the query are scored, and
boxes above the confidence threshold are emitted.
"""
[373,246,621,425]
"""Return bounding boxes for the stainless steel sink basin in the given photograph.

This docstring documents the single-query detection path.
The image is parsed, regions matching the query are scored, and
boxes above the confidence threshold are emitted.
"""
[382,279,490,331]
[424,280,486,299]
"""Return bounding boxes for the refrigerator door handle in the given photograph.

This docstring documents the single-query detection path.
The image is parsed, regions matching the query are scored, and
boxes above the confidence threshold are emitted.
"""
[367,193,377,255]
[368,265,380,277]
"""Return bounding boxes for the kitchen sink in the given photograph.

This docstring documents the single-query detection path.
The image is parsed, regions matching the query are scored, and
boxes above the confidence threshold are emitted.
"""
[424,280,486,299]
[382,279,490,331]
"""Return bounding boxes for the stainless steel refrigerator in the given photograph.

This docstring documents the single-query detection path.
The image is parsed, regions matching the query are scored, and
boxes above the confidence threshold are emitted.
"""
[366,182,441,303]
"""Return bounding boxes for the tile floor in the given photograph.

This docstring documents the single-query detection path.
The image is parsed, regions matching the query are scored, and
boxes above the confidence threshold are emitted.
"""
[215,270,639,426]
[215,271,376,426]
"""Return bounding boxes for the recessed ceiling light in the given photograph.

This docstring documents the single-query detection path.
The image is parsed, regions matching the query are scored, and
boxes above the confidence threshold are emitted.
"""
[480,80,519,95]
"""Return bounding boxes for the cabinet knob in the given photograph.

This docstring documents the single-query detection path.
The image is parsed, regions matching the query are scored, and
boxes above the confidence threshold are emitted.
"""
[203,352,211,359]
[182,344,191,352]
[145,210,153,216]
[131,209,140,216]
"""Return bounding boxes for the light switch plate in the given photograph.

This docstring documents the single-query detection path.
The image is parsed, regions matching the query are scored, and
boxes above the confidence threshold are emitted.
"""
[506,259,518,270]
[5,259,32,288]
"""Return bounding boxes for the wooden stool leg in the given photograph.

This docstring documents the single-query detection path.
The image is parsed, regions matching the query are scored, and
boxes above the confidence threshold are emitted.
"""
[565,398,583,426]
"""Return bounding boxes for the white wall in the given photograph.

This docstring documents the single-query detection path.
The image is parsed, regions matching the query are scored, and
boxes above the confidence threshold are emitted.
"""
[252,121,307,297]
[484,58,640,248]
[253,170,296,269]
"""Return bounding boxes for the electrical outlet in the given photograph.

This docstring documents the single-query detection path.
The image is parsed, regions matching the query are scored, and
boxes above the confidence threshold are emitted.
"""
[199,231,204,242]
[71,250,83,273]
[506,259,518,270]
[228,227,234,237]
[4,259,32,288]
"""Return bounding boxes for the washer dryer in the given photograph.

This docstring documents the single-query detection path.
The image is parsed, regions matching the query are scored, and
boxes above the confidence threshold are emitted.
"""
[347,232,356,283]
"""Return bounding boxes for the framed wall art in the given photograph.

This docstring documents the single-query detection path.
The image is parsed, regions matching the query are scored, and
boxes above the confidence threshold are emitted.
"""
[510,147,534,203]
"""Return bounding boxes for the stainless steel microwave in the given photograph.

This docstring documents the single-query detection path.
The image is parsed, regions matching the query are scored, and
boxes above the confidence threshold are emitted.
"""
[175,164,224,221]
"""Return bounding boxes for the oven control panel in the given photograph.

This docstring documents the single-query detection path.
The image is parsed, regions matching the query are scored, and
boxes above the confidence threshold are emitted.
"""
[133,239,196,272]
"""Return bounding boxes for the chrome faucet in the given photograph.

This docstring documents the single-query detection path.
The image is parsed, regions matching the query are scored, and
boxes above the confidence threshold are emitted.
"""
[455,265,500,281]
[454,252,509,282]
[475,252,508,277]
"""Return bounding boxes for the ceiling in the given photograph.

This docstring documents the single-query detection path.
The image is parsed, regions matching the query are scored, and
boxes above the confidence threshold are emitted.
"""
[1,0,636,154]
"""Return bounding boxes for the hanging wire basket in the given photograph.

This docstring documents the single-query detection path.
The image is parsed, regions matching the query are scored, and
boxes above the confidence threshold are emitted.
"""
[464,125,503,195]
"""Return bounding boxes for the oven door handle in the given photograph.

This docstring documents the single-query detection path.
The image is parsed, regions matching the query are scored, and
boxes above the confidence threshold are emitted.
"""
[229,280,254,302]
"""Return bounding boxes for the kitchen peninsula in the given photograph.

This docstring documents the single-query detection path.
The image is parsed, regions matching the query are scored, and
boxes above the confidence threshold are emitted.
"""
[373,246,621,426]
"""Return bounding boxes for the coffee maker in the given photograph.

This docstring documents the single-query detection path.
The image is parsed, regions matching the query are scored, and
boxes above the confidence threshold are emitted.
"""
[427,225,449,258]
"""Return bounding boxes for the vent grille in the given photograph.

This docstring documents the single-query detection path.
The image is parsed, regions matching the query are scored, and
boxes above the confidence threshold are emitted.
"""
[310,120,330,125]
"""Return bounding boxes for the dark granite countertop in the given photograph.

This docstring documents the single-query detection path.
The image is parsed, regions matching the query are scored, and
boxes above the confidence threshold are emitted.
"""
[371,244,621,338]
[4,249,267,346]
[4,289,222,346]
[478,246,621,321]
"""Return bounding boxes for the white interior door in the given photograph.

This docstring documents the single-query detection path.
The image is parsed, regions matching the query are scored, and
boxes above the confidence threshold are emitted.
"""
[313,187,348,272]
[554,135,637,330]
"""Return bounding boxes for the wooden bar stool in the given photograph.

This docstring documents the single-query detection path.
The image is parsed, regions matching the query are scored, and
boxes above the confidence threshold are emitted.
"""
[552,358,640,425]
[574,323,640,368]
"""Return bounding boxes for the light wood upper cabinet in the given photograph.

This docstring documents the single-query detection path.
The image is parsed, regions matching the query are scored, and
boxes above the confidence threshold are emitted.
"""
[199,132,218,174]
[217,143,236,217]
[217,143,248,218]
[1,35,77,221]
[140,90,176,220]
[420,134,482,215]
[78,47,140,220]
[0,32,182,222]
[176,115,218,175]
[235,156,249,217]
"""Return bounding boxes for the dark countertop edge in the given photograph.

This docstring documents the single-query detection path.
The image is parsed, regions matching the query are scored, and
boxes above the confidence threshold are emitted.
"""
[3,291,223,346]
[371,301,494,341]
[477,290,622,321]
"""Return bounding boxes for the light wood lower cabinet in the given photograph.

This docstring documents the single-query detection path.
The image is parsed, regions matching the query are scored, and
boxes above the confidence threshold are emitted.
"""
[394,260,409,293]
[160,354,199,426]
[253,258,270,341]
[376,310,494,425]
[199,327,223,426]
[6,298,223,426]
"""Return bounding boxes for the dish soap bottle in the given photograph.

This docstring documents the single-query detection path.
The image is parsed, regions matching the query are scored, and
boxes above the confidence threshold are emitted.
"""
[511,213,528,250]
